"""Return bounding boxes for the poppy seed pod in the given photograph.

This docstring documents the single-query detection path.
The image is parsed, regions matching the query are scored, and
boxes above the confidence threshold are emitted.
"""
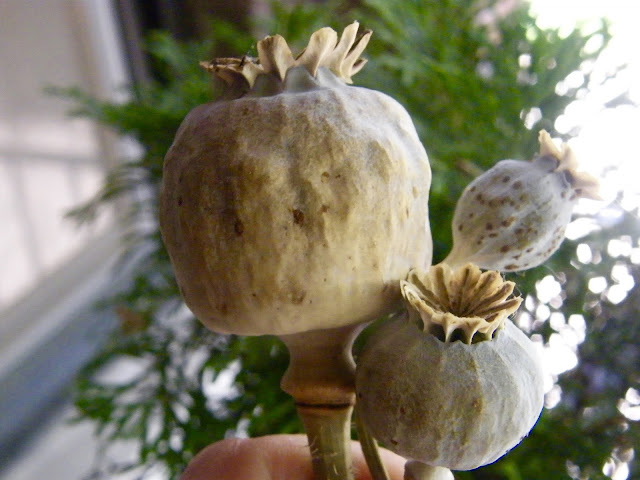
[444,130,599,272]
[159,23,432,336]
[355,264,544,470]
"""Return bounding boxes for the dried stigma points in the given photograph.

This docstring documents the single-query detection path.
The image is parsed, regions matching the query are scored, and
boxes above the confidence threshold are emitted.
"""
[401,263,521,344]
[445,130,599,272]
[201,22,371,88]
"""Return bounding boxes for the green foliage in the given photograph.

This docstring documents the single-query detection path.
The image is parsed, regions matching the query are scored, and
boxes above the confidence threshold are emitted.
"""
[59,1,638,479]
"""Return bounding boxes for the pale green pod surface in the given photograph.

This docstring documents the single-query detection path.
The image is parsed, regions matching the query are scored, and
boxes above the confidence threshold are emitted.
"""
[159,24,432,336]
[355,317,544,470]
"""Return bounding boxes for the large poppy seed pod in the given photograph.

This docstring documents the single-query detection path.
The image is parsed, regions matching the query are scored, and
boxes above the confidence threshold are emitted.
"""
[444,130,599,272]
[355,264,544,471]
[159,23,432,336]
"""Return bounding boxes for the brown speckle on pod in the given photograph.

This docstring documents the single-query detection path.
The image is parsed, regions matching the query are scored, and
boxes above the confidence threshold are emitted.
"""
[292,209,305,225]
[234,219,244,236]
[501,216,515,227]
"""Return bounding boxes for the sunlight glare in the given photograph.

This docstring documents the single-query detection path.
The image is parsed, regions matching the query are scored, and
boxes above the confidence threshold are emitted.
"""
[530,0,640,211]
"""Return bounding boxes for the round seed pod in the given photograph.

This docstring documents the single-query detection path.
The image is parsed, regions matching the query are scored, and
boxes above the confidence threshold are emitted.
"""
[355,264,544,470]
[159,23,432,336]
[444,130,599,272]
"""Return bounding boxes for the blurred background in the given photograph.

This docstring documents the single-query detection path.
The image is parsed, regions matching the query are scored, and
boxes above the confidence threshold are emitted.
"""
[0,1,638,479]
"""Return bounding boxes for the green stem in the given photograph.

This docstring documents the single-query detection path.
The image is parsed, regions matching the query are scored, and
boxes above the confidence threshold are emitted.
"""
[355,406,390,480]
[279,325,364,480]
[298,405,354,480]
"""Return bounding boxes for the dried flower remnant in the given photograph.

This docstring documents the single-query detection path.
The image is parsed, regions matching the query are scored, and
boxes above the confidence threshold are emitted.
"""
[401,263,521,344]
[445,130,599,272]
[201,22,371,87]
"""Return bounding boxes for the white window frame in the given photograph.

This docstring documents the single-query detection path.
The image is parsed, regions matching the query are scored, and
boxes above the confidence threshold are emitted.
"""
[0,0,133,456]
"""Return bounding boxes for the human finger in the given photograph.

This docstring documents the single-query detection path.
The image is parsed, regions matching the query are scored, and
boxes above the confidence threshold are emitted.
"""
[181,433,406,480]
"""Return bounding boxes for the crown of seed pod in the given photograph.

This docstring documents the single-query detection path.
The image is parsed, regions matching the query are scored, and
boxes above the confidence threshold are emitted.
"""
[444,130,599,272]
[160,23,432,336]
[355,263,544,470]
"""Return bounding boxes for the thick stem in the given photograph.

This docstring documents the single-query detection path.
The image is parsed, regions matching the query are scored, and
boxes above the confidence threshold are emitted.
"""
[298,404,354,480]
[280,324,364,480]
[280,324,361,405]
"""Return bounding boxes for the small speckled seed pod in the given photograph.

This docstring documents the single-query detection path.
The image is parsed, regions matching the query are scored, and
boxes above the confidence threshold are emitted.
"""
[444,131,598,272]
[355,264,544,470]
